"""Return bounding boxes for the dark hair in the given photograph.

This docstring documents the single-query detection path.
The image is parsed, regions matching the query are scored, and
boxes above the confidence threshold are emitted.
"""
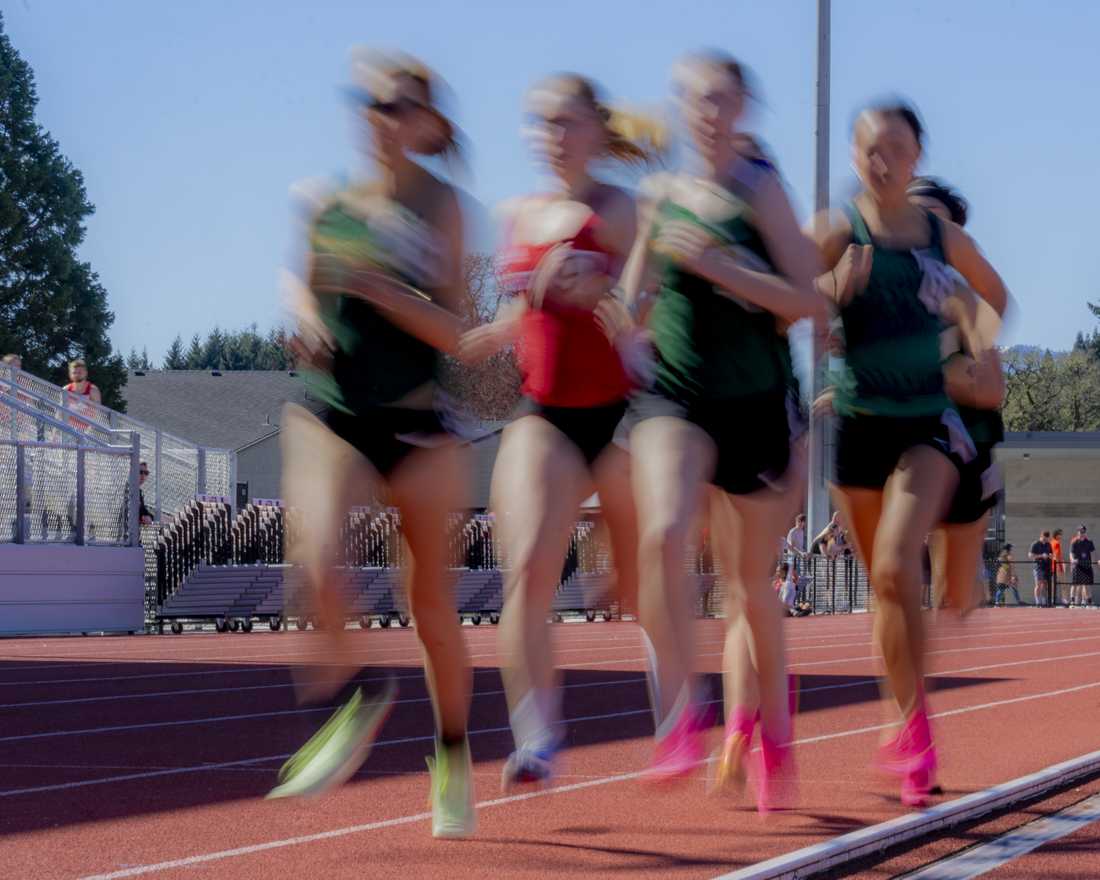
[1004,543,1013,552]
[676,49,758,103]
[1053,528,1063,538]
[908,176,968,227]
[854,99,925,149]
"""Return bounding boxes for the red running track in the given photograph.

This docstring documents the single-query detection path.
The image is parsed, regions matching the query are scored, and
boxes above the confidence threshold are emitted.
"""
[1,609,1099,879]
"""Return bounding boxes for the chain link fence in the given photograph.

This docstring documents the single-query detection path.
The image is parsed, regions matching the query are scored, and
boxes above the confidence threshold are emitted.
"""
[1,439,140,546]
[0,365,234,522]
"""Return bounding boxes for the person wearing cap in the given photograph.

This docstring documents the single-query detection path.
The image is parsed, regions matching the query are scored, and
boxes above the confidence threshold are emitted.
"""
[273,50,476,838]
[1070,525,1095,606]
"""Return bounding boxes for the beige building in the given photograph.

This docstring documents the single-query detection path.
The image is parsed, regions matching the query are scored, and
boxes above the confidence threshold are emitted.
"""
[997,432,1100,601]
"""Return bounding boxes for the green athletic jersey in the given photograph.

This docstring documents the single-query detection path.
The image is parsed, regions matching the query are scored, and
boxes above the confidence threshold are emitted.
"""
[303,190,443,413]
[647,176,793,405]
[832,204,952,418]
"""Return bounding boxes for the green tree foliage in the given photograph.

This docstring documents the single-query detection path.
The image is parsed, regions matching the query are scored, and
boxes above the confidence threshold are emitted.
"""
[163,335,187,369]
[184,334,204,369]
[1003,348,1100,432]
[0,14,126,407]
[163,325,292,371]
[125,347,152,371]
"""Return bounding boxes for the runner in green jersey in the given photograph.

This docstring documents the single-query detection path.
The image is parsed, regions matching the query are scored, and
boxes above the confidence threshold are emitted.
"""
[275,51,476,839]
[810,102,1009,809]
[609,52,823,814]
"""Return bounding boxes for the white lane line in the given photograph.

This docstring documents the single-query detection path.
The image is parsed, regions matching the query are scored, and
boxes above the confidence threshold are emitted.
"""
[0,617,1081,682]
[10,642,1100,744]
[6,620,1073,712]
[561,633,1100,670]
[710,751,1100,880]
[38,678,1100,878]
[900,794,1100,879]
[0,675,647,744]
[0,616,1077,672]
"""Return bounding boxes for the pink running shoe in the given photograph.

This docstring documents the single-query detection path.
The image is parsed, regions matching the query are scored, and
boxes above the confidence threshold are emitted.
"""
[646,702,714,783]
[756,732,799,815]
[873,708,938,808]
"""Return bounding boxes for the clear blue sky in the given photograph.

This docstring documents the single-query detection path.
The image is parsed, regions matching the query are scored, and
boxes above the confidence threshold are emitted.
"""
[7,0,1098,361]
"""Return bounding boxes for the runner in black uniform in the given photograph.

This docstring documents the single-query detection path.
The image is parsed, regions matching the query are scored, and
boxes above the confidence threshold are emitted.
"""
[811,102,1009,807]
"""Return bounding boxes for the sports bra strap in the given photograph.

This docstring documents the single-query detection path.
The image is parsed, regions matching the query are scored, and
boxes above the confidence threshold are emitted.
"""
[844,202,873,246]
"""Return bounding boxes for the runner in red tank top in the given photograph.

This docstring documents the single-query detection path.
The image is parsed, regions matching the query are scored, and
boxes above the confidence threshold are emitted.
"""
[459,74,663,791]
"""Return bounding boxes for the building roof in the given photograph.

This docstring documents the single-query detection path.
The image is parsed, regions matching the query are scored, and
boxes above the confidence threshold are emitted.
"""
[122,370,326,451]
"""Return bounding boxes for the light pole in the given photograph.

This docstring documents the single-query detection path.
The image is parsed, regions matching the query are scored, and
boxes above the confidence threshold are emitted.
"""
[807,0,832,540]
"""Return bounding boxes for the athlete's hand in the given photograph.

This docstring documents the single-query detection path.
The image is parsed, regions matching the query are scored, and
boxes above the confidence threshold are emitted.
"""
[529,243,608,310]
[595,297,657,388]
[651,220,722,280]
[831,244,873,305]
[812,387,835,419]
[458,321,518,365]
[594,296,635,346]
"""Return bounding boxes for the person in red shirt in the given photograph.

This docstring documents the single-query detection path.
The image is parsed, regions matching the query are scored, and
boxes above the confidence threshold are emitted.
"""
[460,74,662,791]
[1050,529,1064,603]
[64,359,102,404]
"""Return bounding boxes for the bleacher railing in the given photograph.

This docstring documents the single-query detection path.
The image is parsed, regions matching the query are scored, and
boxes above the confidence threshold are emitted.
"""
[0,365,235,520]
[1,436,140,546]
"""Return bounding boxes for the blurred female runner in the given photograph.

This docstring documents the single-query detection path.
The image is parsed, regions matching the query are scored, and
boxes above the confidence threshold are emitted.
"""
[907,177,1007,615]
[811,103,1008,806]
[460,74,661,790]
[611,51,822,812]
[274,51,476,839]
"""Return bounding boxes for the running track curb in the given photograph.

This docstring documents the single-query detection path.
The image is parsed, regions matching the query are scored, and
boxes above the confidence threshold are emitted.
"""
[712,747,1100,879]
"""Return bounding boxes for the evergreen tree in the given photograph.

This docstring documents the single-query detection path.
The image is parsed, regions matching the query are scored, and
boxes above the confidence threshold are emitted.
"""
[184,334,204,369]
[0,14,127,407]
[163,335,186,369]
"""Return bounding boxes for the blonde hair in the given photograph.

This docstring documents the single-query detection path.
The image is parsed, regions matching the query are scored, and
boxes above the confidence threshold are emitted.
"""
[538,74,666,167]
[69,358,86,370]
[351,49,462,159]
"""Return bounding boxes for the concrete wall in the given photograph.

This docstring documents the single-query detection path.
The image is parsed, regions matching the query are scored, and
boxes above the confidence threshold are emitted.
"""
[0,545,144,634]
[236,433,283,503]
[997,432,1100,602]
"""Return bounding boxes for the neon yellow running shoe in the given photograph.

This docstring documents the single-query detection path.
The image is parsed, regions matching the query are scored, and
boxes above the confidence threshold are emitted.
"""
[267,676,397,800]
[426,738,476,839]
[708,731,749,796]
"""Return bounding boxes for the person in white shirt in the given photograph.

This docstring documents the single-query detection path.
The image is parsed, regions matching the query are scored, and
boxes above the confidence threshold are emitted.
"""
[786,513,807,573]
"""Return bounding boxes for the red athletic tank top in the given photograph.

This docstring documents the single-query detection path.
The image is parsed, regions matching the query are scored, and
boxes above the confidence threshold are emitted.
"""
[65,382,93,397]
[500,201,630,408]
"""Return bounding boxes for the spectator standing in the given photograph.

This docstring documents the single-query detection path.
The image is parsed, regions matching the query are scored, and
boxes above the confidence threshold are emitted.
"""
[1070,525,1095,607]
[994,544,1021,606]
[1050,529,1064,601]
[64,359,102,404]
[786,513,807,574]
[2,353,22,370]
[1028,530,1054,607]
[139,462,153,525]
